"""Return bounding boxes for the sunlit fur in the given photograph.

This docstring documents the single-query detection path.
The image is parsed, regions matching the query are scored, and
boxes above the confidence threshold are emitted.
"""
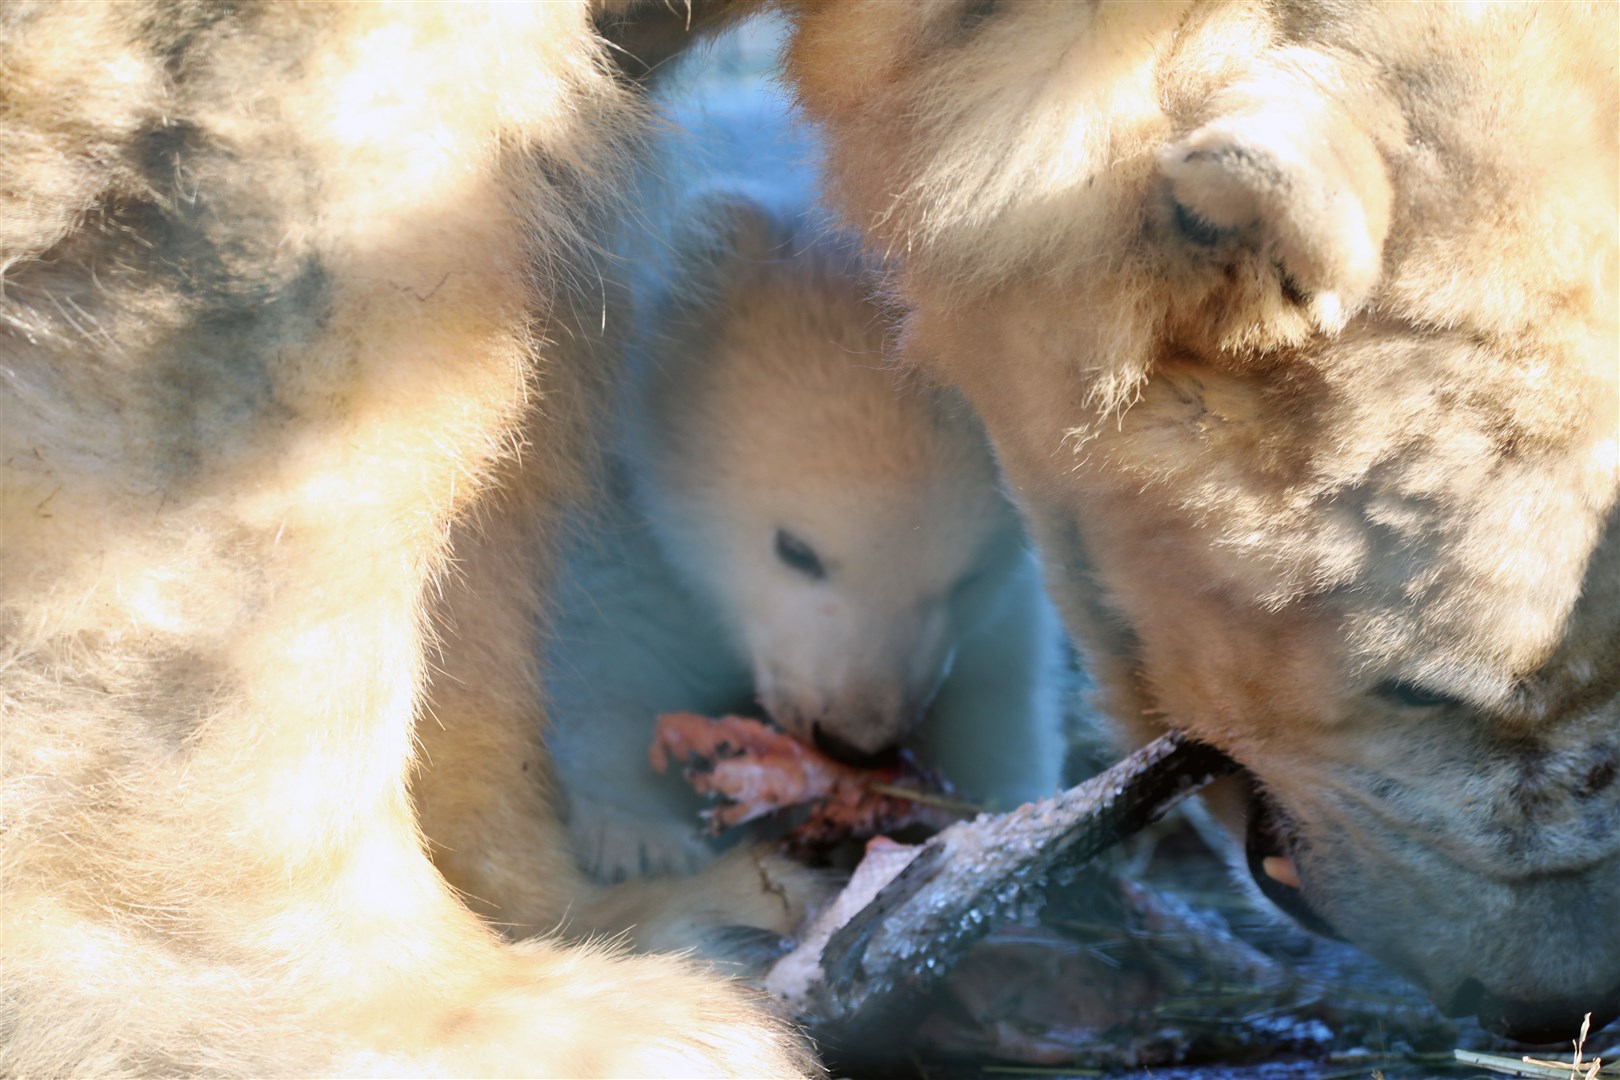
[548,92,1063,885]
[0,3,809,1075]
[786,0,1620,1030]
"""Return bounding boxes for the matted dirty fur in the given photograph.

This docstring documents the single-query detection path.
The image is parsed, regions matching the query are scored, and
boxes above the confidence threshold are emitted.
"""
[785,0,1620,1041]
[0,3,812,1076]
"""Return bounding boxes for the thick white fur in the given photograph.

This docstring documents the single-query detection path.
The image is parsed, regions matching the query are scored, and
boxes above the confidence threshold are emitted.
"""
[547,93,1064,885]
[0,4,810,1075]
[786,0,1620,1035]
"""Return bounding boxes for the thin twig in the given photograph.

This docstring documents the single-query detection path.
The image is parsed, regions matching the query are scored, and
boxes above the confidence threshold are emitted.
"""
[867,782,984,815]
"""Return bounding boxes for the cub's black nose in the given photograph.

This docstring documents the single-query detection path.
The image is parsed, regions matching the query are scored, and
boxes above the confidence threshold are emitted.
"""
[811,723,899,770]
[1466,977,1620,1044]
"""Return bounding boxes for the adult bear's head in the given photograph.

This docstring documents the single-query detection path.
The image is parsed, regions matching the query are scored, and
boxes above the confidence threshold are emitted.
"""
[785,0,1620,1040]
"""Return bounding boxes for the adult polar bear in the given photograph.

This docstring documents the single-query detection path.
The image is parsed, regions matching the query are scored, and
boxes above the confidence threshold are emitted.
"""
[0,3,811,1076]
[785,0,1619,1042]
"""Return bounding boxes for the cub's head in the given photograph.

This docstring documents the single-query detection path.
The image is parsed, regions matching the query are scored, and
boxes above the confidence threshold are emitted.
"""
[787,0,1620,1039]
[631,192,1022,762]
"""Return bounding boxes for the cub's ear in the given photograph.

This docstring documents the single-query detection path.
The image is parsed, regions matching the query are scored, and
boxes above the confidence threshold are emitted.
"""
[669,184,788,293]
[1158,67,1396,336]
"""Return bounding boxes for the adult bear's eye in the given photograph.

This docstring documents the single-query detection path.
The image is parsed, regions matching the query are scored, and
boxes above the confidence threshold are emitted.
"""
[1171,197,1230,247]
[955,0,998,34]
[1373,680,1465,710]
[774,529,826,580]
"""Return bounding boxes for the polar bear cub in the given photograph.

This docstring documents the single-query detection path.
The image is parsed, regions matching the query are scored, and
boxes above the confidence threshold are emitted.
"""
[546,98,1065,882]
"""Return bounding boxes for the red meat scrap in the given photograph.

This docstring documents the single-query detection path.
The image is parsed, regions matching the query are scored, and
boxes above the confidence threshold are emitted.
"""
[649,712,972,851]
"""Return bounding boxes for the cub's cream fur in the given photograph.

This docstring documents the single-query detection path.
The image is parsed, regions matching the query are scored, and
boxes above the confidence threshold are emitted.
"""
[1,3,809,1075]
[547,95,1063,886]
[786,0,1620,1040]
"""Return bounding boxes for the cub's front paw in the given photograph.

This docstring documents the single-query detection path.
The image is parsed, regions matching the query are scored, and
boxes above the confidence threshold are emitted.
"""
[569,800,717,883]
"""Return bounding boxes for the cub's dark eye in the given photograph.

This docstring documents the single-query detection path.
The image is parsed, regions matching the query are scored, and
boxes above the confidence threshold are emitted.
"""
[1373,680,1464,710]
[774,529,826,580]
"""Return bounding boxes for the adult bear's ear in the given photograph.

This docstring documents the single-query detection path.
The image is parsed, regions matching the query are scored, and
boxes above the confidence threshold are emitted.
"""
[1158,54,1400,340]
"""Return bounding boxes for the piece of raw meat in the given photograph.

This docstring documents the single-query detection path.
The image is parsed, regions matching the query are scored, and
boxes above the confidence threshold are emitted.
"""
[650,712,968,852]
